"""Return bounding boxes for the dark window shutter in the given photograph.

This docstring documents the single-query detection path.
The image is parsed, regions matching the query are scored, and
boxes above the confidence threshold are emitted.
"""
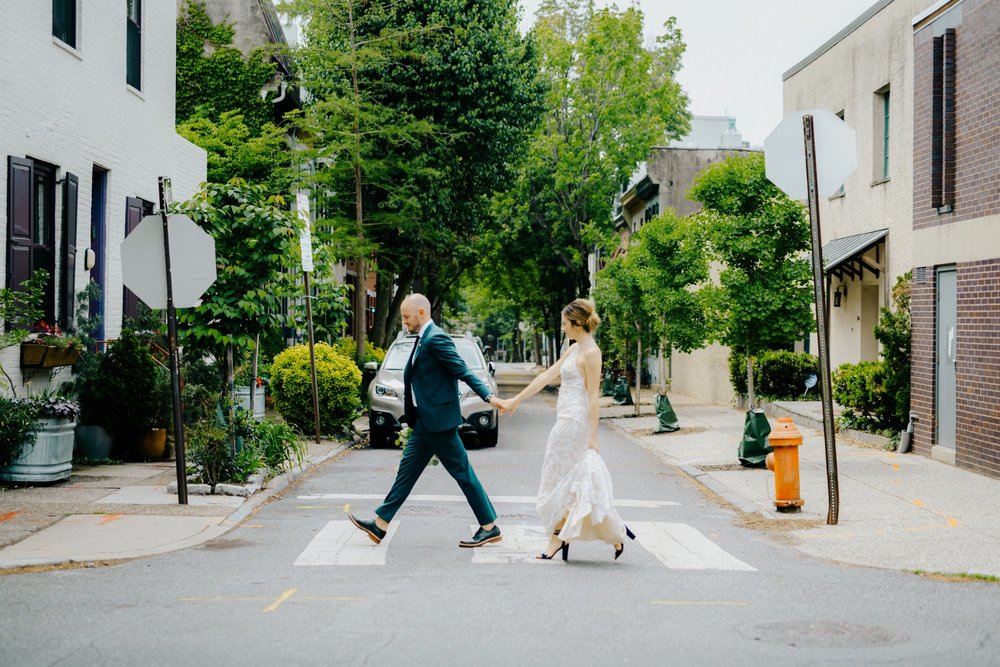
[61,172,79,328]
[123,196,145,323]
[7,156,34,292]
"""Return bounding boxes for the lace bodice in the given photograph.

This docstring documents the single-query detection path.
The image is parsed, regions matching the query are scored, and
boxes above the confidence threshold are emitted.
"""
[556,346,588,422]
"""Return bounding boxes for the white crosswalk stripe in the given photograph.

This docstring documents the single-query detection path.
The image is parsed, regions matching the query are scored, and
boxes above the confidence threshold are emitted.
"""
[294,521,400,566]
[291,520,755,571]
[628,521,756,571]
[296,493,679,508]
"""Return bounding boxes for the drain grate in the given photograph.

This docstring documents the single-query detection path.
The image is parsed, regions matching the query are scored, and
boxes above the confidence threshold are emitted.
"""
[738,621,906,648]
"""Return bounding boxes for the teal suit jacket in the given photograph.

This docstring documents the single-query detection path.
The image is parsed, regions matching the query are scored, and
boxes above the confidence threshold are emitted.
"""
[404,323,492,433]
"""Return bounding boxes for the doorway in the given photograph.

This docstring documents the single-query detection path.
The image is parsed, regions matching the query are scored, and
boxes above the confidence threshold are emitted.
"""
[935,266,957,455]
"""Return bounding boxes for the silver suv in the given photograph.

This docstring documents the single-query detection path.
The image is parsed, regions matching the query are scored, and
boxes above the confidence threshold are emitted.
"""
[366,334,499,448]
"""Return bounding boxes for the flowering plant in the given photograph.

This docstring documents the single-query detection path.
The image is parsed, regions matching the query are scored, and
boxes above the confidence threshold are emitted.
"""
[24,321,82,350]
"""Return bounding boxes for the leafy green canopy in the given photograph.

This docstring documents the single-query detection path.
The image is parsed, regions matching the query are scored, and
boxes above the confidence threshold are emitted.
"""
[486,1,690,337]
[173,181,302,352]
[689,152,814,359]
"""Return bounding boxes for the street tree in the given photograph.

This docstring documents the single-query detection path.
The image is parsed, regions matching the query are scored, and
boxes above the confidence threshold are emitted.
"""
[173,181,302,389]
[594,251,656,414]
[489,1,690,347]
[688,153,814,406]
[285,0,543,355]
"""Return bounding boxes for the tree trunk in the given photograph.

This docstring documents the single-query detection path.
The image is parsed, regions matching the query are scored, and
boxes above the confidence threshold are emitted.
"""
[348,0,367,364]
[533,331,542,367]
[746,354,756,410]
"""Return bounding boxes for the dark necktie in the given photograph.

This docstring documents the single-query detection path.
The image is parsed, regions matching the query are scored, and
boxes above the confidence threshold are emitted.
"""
[404,335,419,423]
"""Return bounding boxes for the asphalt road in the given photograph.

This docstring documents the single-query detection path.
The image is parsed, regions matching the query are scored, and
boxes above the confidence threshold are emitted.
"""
[2,392,999,666]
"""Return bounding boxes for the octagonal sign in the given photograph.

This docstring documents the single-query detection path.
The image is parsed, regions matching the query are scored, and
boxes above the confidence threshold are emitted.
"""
[121,214,217,309]
[764,109,857,200]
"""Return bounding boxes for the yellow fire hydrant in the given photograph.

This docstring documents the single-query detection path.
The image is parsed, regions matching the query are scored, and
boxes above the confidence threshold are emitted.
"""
[765,416,804,512]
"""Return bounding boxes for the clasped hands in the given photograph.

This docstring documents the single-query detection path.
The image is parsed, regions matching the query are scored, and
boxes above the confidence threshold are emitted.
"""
[488,395,518,416]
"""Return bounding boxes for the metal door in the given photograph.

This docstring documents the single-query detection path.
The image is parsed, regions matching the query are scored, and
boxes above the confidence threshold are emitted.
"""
[935,267,957,449]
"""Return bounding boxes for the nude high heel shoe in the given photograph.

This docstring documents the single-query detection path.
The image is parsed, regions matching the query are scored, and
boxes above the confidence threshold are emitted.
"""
[613,527,636,561]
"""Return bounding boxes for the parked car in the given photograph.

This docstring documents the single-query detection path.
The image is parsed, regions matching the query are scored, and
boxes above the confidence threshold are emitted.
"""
[367,334,499,448]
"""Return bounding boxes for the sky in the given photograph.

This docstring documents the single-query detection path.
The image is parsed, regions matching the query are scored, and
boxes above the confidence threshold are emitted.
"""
[517,0,881,146]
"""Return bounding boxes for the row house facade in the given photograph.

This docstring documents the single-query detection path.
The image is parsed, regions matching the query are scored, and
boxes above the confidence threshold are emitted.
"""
[782,0,926,371]
[910,0,1000,477]
[2,1,206,391]
[783,0,1000,479]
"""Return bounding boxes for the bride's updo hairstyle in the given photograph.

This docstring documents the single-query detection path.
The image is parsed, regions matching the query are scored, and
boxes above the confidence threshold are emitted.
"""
[562,298,601,332]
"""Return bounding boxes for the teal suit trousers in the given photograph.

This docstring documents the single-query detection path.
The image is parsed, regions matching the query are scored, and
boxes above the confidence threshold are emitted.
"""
[375,420,497,526]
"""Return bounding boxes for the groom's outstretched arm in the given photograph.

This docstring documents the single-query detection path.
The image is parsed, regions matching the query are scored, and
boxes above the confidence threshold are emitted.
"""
[426,334,492,401]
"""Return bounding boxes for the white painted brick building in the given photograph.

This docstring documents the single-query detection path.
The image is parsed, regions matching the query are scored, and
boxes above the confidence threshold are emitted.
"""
[1,1,206,391]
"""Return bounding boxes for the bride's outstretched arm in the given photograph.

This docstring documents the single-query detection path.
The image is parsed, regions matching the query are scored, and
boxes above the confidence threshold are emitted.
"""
[581,346,603,450]
[504,346,572,415]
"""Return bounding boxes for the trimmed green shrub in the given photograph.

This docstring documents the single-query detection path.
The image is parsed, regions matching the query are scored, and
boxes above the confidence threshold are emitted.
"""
[332,337,386,366]
[270,342,362,435]
[874,272,911,430]
[729,350,820,401]
[832,360,893,431]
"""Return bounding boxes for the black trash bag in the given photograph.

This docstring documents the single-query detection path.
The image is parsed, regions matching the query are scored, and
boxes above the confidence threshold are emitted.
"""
[653,393,680,433]
[738,409,772,467]
[601,371,615,397]
[612,377,633,405]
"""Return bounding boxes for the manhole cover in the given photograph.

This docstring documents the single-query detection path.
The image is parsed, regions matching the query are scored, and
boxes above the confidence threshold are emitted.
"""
[738,622,906,648]
[397,505,450,516]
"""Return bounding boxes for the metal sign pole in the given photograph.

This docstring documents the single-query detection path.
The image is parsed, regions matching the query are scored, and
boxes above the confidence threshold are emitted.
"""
[158,177,188,505]
[297,194,321,444]
[802,116,840,525]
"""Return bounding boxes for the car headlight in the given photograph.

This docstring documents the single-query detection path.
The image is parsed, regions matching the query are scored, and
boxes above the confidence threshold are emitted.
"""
[374,384,398,398]
[477,414,491,427]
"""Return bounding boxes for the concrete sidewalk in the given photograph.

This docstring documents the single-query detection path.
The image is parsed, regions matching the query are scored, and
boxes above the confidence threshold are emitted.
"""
[607,392,1000,578]
[0,437,354,571]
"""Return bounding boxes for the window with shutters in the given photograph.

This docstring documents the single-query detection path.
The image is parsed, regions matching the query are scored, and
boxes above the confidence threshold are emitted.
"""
[5,157,74,326]
[122,196,153,324]
[52,0,77,49]
[126,0,142,90]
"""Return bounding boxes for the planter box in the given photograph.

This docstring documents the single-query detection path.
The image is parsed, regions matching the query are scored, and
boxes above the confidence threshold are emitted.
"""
[235,385,266,420]
[20,343,80,369]
[0,417,75,483]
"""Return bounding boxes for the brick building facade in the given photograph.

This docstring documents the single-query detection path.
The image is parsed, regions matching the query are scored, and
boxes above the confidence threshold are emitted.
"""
[911,0,1000,476]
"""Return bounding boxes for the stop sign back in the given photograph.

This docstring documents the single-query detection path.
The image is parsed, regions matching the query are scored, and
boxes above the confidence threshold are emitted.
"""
[121,214,217,309]
[764,109,857,200]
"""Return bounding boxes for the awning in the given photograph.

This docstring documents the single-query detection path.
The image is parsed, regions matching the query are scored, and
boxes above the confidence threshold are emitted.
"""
[822,228,888,280]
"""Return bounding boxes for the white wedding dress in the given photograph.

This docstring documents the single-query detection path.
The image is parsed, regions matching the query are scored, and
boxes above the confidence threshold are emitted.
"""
[536,345,628,544]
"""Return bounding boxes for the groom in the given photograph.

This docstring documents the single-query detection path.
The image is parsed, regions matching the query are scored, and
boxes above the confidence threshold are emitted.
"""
[350,293,505,548]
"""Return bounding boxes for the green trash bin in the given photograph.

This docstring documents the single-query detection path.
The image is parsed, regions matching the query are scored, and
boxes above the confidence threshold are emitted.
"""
[653,393,680,433]
[601,371,615,397]
[738,409,772,467]
[612,377,633,405]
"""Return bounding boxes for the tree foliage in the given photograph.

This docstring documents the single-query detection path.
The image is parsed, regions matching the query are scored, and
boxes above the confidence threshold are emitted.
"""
[173,181,302,353]
[486,1,690,344]
[689,152,814,404]
[285,0,544,352]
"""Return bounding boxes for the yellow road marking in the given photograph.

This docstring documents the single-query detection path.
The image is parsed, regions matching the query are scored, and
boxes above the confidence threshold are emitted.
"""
[179,594,364,606]
[948,517,960,527]
[262,588,298,613]
[912,499,926,507]
[295,506,327,509]
[651,600,748,606]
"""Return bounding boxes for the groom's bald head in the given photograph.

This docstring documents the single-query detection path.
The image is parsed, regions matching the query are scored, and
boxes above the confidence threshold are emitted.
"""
[400,293,432,334]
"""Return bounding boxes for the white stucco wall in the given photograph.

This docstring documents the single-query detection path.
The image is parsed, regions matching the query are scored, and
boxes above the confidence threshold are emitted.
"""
[782,0,925,369]
[1,3,207,392]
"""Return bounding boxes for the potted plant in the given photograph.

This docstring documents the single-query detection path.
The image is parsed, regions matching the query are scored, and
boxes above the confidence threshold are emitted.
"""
[78,328,170,461]
[0,394,81,483]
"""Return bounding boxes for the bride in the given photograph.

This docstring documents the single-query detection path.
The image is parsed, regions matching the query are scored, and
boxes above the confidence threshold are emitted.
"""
[500,299,634,561]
